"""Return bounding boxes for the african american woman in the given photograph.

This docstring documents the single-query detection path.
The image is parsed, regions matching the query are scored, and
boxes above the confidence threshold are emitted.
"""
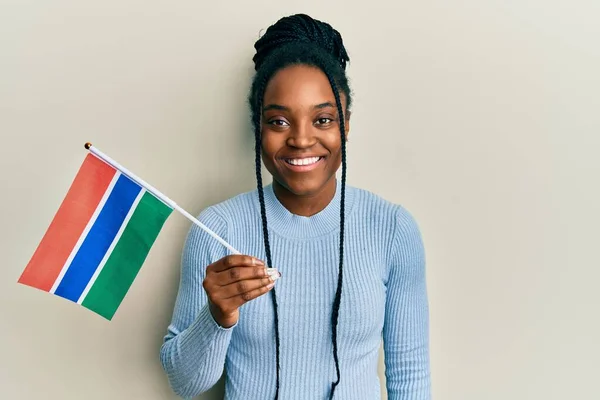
[160,14,431,400]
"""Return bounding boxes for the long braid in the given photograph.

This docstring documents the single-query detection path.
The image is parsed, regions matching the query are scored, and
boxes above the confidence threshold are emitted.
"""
[324,70,347,400]
[253,75,281,399]
[249,14,352,399]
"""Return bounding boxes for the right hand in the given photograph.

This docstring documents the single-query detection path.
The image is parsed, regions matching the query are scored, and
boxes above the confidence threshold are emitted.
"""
[203,255,280,328]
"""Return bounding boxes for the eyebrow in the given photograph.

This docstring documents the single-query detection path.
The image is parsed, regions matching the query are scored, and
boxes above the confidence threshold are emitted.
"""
[314,102,336,109]
[262,102,337,113]
[263,104,289,112]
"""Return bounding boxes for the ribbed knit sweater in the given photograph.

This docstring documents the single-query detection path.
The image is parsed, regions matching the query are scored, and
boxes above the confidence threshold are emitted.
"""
[159,181,431,399]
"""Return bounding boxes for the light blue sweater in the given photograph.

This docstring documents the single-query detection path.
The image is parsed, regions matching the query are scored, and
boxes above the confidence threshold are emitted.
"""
[159,181,431,399]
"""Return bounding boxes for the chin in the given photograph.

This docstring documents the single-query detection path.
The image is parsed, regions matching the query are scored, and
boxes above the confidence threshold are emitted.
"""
[276,175,333,197]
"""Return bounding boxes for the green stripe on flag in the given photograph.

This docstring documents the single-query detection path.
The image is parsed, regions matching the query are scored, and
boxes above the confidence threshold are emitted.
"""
[81,191,172,320]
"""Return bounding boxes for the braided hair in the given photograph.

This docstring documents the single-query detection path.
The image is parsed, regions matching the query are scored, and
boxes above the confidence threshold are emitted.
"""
[248,14,351,400]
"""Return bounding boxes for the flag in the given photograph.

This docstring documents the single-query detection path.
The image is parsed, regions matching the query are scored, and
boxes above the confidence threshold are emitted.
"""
[18,152,173,320]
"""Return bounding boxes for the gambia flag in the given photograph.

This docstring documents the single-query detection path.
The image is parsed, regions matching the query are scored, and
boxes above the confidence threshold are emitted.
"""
[18,152,172,320]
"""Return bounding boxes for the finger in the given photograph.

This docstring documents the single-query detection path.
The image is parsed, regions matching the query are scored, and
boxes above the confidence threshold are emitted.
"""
[228,279,277,308]
[217,266,279,286]
[209,255,264,273]
[221,275,279,299]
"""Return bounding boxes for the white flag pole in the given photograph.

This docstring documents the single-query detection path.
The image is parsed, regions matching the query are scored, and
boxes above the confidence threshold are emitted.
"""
[84,142,240,255]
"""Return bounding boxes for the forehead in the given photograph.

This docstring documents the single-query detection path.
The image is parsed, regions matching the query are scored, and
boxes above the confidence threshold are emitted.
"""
[263,65,340,108]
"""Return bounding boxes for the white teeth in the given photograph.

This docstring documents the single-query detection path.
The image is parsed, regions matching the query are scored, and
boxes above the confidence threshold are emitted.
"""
[287,157,321,166]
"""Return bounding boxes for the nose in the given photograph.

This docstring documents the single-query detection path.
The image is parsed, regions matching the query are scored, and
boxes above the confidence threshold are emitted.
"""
[286,121,317,149]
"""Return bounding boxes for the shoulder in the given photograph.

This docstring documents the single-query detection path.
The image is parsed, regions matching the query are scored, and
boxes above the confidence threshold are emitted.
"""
[348,185,424,265]
[184,189,258,251]
[349,186,425,281]
[197,188,258,226]
[349,185,420,232]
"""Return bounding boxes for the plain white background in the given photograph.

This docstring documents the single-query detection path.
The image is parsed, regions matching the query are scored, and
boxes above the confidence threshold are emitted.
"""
[1,1,599,399]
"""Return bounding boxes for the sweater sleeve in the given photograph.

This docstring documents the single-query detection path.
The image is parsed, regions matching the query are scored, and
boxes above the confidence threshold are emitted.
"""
[383,208,431,399]
[159,207,236,399]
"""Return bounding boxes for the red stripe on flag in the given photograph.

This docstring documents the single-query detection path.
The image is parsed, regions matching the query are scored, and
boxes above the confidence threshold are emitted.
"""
[18,154,116,291]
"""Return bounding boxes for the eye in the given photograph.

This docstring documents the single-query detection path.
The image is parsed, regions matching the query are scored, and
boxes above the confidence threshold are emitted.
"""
[315,117,334,125]
[268,118,289,127]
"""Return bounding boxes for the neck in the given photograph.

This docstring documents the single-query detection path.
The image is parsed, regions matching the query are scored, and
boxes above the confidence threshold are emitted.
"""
[272,178,337,217]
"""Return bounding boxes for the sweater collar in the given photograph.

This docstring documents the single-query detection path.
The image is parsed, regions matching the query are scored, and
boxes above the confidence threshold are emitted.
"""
[258,180,354,239]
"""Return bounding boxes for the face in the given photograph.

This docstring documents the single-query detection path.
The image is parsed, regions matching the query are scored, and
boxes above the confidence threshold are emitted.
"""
[261,65,350,198]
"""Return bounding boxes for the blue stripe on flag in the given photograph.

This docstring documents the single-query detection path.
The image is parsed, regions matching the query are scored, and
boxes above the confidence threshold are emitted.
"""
[54,174,141,302]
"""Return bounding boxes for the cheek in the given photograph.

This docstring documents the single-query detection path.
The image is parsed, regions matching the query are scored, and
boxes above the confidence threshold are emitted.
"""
[323,130,343,158]
[260,131,283,161]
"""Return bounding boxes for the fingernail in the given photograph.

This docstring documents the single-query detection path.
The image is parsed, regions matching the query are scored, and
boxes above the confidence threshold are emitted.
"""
[254,258,265,266]
[267,269,281,280]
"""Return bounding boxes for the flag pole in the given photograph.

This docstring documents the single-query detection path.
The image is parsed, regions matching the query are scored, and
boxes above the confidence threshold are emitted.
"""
[84,143,240,255]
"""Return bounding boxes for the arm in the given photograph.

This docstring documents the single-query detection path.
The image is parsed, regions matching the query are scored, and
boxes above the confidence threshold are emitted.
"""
[383,208,431,399]
[159,207,235,398]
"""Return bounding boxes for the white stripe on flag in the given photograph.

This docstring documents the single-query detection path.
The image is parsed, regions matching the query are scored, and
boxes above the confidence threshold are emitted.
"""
[77,188,146,304]
[50,171,122,294]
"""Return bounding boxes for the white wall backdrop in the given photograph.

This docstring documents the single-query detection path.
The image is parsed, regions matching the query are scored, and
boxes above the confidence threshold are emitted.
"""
[1,1,598,399]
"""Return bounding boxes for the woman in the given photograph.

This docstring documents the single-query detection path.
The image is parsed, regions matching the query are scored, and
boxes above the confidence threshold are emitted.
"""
[160,14,430,400]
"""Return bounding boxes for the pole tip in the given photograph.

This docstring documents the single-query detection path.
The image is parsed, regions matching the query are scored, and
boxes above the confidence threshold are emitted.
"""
[84,142,92,150]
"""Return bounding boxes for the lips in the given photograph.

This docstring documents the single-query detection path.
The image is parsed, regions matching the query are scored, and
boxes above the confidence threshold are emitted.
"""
[285,156,322,166]
[281,156,325,172]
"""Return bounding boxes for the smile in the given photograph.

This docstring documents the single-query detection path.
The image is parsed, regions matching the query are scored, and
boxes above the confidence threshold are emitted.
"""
[282,156,324,171]
[285,157,322,166]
